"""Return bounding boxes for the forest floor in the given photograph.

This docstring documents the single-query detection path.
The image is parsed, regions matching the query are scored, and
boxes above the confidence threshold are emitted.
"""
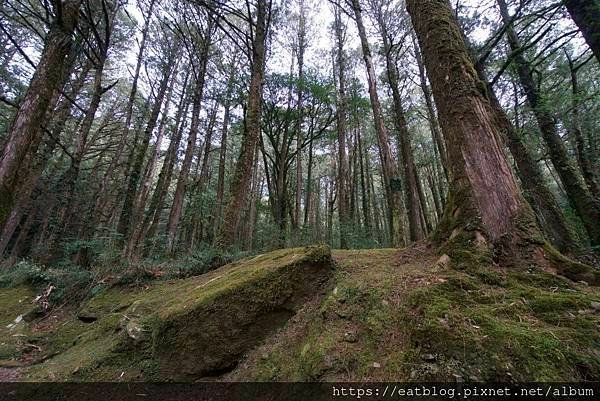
[1,244,599,382]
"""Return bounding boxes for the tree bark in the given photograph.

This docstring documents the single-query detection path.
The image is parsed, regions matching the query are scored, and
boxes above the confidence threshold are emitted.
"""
[564,0,600,64]
[407,0,542,263]
[0,0,82,231]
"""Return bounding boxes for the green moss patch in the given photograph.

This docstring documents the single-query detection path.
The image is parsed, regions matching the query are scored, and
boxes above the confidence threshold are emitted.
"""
[228,245,600,382]
[22,246,332,381]
[0,286,36,363]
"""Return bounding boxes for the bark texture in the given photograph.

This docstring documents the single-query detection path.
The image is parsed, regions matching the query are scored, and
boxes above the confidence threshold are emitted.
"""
[407,0,542,263]
[564,0,600,64]
[0,0,82,231]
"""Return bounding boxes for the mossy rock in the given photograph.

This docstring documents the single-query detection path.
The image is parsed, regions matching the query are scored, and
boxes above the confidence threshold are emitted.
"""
[25,246,332,381]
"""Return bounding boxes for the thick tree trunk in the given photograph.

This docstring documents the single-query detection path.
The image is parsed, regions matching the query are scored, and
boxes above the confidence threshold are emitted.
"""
[407,0,542,264]
[0,0,82,231]
[564,0,600,64]
[216,0,269,250]
[413,35,448,178]
[351,0,405,247]
[475,64,578,252]
[497,0,600,246]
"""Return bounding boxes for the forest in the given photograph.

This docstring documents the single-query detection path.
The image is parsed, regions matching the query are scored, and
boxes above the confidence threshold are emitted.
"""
[0,0,599,389]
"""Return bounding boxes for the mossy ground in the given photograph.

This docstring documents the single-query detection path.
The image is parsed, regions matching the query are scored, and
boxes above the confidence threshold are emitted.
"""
[2,243,599,382]
[16,246,332,381]
[0,286,36,365]
[229,244,600,381]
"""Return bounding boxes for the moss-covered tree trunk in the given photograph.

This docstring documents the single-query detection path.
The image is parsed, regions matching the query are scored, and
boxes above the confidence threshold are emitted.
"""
[0,0,82,232]
[472,61,578,253]
[216,0,269,250]
[564,0,600,65]
[497,0,600,246]
[407,0,542,264]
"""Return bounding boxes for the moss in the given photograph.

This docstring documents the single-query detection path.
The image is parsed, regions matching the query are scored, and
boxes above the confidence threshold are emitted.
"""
[0,286,36,362]
[23,246,333,381]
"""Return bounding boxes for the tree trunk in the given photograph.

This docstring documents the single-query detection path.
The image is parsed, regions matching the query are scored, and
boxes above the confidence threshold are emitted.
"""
[213,64,235,240]
[0,0,82,231]
[497,0,600,246]
[333,5,351,249]
[377,14,425,241]
[407,0,542,264]
[566,55,600,199]
[143,72,191,244]
[97,0,156,202]
[351,0,405,247]
[413,34,448,178]
[166,33,211,254]
[474,63,578,252]
[216,0,270,250]
[564,0,600,64]
[118,44,177,250]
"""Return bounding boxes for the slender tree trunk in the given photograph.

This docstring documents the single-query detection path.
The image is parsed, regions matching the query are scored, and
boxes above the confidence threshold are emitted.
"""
[139,71,190,247]
[407,0,543,264]
[378,16,425,241]
[216,0,270,250]
[0,0,82,231]
[166,33,211,254]
[213,65,235,240]
[497,0,600,246]
[566,56,600,199]
[357,128,371,238]
[333,5,351,249]
[294,0,306,239]
[564,0,600,64]
[118,45,176,250]
[351,0,405,247]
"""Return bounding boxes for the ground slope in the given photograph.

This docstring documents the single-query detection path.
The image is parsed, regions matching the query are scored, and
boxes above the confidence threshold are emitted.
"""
[229,244,600,381]
[3,246,331,381]
[1,243,599,382]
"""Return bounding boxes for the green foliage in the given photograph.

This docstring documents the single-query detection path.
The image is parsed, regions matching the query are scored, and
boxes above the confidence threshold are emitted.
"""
[0,260,93,304]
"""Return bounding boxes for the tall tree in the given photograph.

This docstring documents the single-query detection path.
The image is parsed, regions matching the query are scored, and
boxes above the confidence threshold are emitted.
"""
[563,0,600,64]
[333,4,351,249]
[497,0,600,246]
[350,0,405,247]
[370,0,425,241]
[0,0,82,231]
[215,0,271,250]
[407,0,542,264]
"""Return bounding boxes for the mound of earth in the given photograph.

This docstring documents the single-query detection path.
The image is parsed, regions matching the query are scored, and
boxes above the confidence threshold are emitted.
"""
[7,245,331,381]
